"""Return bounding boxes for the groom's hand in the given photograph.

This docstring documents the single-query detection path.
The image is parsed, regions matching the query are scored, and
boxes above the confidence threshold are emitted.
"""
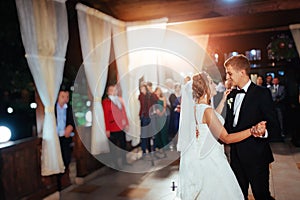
[251,121,266,137]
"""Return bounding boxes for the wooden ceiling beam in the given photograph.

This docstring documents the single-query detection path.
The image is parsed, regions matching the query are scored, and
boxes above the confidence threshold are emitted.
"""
[95,0,300,22]
[167,9,300,36]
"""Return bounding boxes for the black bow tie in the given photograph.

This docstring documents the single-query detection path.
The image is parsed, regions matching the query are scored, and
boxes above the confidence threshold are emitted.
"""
[235,89,246,94]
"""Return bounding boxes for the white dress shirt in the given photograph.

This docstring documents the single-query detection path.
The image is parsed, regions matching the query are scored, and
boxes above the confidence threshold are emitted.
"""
[233,80,268,138]
[56,103,68,137]
[233,80,251,127]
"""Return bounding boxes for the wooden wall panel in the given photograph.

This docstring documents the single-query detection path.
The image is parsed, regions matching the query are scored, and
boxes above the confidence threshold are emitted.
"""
[0,137,57,200]
[74,127,103,177]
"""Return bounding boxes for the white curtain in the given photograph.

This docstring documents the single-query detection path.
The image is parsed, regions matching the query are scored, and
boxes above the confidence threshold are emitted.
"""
[77,3,170,149]
[75,4,210,151]
[126,19,168,145]
[290,24,300,57]
[76,3,111,154]
[191,35,210,71]
[111,22,134,142]
[154,34,209,82]
[15,0,68,175]
[161,31,209,74]
[127,19,168,84]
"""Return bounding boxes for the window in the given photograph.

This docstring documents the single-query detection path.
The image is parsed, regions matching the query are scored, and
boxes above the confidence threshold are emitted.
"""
[224,51,239,60]
[278,71,285,76]
[245,49,261,61]
[266,72,275,78]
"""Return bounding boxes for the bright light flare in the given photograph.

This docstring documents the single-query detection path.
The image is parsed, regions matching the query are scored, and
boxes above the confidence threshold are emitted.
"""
[30,102,37,109]
[7,107,13,114]
[0,126,12,143]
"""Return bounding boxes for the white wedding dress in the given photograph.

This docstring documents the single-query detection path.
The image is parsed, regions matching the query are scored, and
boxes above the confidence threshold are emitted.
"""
[176,103,244,200]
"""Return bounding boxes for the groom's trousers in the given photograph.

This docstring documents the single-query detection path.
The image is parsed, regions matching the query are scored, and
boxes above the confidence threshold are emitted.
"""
[231,152,273,200]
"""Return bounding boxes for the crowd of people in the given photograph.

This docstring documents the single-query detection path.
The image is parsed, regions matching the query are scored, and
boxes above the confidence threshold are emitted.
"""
[256,75,286,137]
[100,77,185,165]
[137,79,183,158]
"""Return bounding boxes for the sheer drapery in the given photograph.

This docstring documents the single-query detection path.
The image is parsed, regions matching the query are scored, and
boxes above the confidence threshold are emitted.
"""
[15,0,68,175]
[153,34,209,81]
[111,23,135,142]
[76,3,112,154]
[76,4,210,151]
[290,24,300,57]
[77,3,170,149]
[177,81,195,152]
[191,35,210,71]
[127,19,168,83]
[126,20,168,145]
[161,32,209,74]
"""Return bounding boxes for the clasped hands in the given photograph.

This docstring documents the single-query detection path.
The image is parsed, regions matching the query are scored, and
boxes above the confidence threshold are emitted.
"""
[250,121,267,137]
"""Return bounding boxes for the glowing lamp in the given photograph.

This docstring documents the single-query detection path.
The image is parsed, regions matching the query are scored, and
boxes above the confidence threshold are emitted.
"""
[7,107,13,114]
[30,102,37,109]
[0,126,12,143]
[85,111,92,123]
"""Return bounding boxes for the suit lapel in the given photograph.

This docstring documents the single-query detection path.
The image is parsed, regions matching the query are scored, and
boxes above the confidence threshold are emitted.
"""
[226,90,238,130]
[235,83,255,127]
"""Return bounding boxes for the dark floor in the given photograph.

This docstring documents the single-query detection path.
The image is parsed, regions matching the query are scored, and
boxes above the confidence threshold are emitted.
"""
[45,138,300,200]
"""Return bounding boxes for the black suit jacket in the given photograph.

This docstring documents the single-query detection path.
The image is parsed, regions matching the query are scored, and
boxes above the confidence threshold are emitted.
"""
[224,82,280,165]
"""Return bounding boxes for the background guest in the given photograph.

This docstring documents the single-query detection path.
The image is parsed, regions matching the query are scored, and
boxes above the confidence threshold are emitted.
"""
[163,79,174,149]
[169,83,181,142]
[102,84,129,167]
[55,87,75,191]
[138,83,158,156]
[154,87,168,150]
[270,77,286,137]
[183,75,191,84]
[256,75,264,86]
[264,75,273,88]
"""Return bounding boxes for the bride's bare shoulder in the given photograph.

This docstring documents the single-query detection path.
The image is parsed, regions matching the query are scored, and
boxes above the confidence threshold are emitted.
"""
[201,106,213,123]
[203,106,213,114]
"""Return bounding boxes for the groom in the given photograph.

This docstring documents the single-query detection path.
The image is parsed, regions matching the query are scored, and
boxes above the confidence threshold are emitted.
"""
[224,54,280,200]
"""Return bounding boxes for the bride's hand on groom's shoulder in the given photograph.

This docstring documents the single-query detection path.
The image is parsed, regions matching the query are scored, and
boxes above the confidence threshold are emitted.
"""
[225,89,232,96]
[251,121,267,137]
[223,89,231,100]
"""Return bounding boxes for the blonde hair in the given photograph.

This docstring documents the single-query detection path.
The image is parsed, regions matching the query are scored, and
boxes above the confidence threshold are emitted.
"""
[192,72,211,104]
[224,54,250,75]
[154,87,163,98]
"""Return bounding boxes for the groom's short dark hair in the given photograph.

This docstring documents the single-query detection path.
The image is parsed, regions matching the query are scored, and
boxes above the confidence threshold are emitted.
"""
[224,54,250,75]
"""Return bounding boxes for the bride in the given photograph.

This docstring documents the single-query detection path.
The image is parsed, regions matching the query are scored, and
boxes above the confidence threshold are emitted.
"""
[176,72,266,200]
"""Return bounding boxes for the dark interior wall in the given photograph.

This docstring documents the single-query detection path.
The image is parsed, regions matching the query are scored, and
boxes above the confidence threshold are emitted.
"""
[208,30,300,141]
[209,32,275,57]
[208,30,300,103]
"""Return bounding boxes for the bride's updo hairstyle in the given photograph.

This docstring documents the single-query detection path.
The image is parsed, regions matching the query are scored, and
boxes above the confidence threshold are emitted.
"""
[192,72,211,104]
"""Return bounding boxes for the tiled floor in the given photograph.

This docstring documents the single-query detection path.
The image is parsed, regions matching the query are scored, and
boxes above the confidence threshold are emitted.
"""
[58,139,300,200]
